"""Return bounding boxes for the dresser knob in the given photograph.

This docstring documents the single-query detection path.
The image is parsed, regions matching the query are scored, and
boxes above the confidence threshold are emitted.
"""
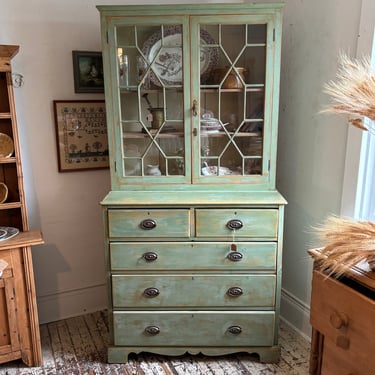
[143,252,158,262]
[227,325,242,335]
[329,311,348,329]
[227,287,243,297]
[144,326,160,335]
[143,287,160,298]
[227,219,243,231]
[140,219,157,230]
[227,252,243,262]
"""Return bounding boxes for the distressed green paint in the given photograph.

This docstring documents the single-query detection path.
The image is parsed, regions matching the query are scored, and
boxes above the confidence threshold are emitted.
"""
[108,209,190,238]
[196,209,278,238]
[99,2,286,364]
[112,311,275,347]
[110,242,277,271]
[112,274,276,308]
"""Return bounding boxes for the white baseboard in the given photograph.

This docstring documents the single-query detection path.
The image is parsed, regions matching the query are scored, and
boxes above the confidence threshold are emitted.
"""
[280,288,312,341]
[37,283,107,324]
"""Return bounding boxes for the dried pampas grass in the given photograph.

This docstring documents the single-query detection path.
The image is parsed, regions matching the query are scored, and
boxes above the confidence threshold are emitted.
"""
[311,215,375,278]
[322,53,375,132]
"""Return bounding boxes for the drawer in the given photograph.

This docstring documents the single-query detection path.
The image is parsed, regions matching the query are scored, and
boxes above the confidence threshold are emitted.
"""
[112,274,276,308]
[113,311,275,347]
[110,242,277,271]
[108,209,190,238]
[310,270,375,368]
[195,209,278,238]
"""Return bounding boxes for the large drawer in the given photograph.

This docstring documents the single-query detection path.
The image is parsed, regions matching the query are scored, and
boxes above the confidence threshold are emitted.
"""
[310,270,375,370]
[195,209,279,238]
[108,209,190,238]
[113,311,275,347]
[110,242,277,271]
[112,274,276,308]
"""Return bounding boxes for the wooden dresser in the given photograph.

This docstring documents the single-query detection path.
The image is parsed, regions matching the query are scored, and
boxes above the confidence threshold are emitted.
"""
[309,249,375,375]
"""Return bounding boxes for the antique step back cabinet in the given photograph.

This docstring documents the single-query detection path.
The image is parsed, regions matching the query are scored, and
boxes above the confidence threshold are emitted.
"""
[98,3,286,363]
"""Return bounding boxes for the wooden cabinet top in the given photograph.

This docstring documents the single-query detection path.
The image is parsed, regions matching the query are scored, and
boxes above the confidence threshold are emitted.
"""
[0,230,44,251]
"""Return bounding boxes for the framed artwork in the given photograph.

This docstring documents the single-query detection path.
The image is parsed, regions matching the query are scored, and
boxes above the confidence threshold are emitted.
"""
[53,100,109,172]
[72,51,104,93]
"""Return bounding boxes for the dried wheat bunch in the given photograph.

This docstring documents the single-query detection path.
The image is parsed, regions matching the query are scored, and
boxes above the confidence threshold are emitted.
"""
[322,53,375,131]
[312,215,375,277]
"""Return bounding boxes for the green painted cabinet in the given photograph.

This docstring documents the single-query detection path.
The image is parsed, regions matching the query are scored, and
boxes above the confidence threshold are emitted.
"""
[98,3,286,363]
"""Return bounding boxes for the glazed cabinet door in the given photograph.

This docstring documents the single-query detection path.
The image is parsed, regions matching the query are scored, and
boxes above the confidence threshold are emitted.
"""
[104,16,191,187]
[191,14,280,187]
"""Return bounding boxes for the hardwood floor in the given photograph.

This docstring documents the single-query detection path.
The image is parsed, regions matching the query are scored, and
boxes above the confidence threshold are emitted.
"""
[0,310,310,374]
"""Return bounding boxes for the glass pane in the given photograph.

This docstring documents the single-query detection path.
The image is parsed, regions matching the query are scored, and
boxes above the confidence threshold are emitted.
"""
[199,22,267,177]
[116,23,185,177]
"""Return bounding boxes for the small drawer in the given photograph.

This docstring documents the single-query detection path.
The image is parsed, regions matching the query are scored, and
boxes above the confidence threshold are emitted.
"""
[110,242,277,271]
[108,209,190,238]
[310,270,375,367]
[195,209,279,238]
[112,274,276,308]
[113,311,275,347]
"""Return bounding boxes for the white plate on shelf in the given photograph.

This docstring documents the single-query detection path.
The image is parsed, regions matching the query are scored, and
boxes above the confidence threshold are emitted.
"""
[0,226,19,241]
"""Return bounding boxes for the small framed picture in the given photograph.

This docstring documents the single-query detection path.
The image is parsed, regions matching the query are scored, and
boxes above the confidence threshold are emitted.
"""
[72,51,104,93]
[53,100,109,172]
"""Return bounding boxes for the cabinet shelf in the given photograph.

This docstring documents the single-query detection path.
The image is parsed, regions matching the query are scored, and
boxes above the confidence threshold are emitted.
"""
[0,157,16,164]
[0,201,22,210]
[0,113,11,119]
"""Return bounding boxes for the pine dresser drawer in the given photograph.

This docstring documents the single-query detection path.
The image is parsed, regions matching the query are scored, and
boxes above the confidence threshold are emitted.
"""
[113,311,275,347]
[195,209,279,238]
[108,209,191,238]
[112,274,276,308]
[310,270,375,372]
[110,242,277,271]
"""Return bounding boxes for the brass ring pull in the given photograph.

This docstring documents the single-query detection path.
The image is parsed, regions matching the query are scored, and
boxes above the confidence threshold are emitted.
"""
[227,287,243,297]
[140,219,157,230]
[143,287,160,298]
[227,252,243,262]
[227,325,242,335]
[227,219,243,230]
[143,252,158,262]
[144,326,160,335]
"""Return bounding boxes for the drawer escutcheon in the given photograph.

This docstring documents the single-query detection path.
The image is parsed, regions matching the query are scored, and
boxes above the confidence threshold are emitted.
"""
[142,252,158,262]
[227,325,242,335]
[144,326,160,336]
[140,219,157,230]
[227,219,244,231]
[227,286,243,297]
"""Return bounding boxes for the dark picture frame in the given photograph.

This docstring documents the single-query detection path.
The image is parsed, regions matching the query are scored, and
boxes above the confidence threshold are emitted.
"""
[53,100,109,172]
[72,51,104,93]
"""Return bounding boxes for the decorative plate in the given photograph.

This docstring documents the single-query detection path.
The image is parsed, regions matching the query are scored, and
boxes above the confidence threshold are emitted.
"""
[0,133,14,158]
[0,182,8,204]
[0,226,19,241]
[142,25,218,86]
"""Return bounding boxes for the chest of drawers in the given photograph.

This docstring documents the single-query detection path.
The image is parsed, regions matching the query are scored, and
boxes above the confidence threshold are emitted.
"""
[309,249,375,375]
[102,191,285,363]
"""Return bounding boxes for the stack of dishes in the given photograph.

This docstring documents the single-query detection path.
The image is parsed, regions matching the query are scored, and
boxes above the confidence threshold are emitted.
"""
[200,118,221,133]
[0,226,19,241]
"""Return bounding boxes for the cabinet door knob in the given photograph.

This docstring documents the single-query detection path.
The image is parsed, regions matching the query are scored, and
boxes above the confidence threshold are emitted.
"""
[329,311,348,329]
[227,287,243,297]
[143,287,160,298]
[140,219,157,230]
[227,325,242,335]
[227,252,243,262]
[143,252,158,262]
[144,326,160,335]
[227,219,243,230]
